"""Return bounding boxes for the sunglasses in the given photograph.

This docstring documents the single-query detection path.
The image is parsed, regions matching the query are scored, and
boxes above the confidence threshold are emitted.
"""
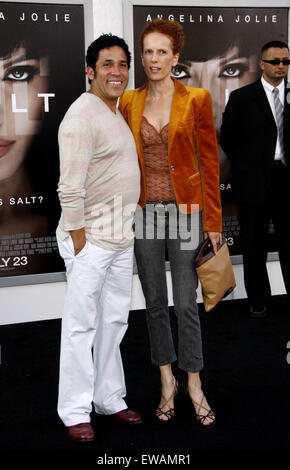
[262,59,290,66]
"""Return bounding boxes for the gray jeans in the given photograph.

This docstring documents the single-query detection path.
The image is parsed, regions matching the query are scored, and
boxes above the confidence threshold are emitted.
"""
[134,204,203,372]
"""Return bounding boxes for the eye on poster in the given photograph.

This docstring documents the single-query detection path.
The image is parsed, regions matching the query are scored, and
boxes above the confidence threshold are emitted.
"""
[131,4,288,256]
[0,2,85,279]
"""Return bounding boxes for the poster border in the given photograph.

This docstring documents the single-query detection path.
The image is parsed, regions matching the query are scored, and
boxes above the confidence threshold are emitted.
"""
[0,0,94,288]
[122,0,290,266]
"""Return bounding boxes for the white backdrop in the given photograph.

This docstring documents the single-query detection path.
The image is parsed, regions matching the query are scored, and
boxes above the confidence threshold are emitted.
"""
[0,0,286,325]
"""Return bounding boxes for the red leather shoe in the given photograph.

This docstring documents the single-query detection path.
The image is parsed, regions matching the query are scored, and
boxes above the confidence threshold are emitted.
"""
[68,423,95,442]
[115,408,142,425]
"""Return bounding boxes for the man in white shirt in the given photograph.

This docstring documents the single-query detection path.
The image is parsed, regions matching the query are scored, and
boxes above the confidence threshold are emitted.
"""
[220,40,290,318]
[56,34,142,442]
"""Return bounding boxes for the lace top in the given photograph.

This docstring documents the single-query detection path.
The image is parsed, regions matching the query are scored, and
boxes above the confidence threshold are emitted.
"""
[140,116,175,202]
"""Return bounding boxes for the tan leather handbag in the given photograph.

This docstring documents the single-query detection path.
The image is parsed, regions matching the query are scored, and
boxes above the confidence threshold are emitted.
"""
[194,238,236,312]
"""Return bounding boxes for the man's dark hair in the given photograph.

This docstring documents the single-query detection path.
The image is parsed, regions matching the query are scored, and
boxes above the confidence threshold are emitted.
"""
[261,40,289,55]
[86,34,131,71]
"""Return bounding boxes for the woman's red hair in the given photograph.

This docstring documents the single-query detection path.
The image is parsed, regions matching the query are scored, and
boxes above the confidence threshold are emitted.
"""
[140,19,184,55]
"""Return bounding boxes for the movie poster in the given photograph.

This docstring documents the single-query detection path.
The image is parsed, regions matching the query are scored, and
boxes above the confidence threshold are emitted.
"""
[132,5,288,256]
[0,2,85,278]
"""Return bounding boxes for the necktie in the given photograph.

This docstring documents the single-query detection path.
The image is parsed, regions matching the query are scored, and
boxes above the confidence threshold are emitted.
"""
[272,87,285,160]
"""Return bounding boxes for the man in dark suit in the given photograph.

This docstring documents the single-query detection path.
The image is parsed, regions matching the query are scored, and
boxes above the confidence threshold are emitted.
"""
[220,40,290,317]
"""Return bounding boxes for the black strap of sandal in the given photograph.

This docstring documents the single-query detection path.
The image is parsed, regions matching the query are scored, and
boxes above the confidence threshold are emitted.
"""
[156,380,178,421]
[197,409,215,424]
[192,393,215,425]
[156,407,175,419]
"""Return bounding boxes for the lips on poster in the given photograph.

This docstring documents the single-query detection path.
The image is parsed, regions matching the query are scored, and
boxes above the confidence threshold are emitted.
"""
[0,2,85,278]
[132,5,288,256]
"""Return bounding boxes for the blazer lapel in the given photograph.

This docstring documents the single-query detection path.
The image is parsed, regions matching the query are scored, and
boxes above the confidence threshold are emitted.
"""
[130,84,147,160]
[168,79,190,156]
[253,79,277,126]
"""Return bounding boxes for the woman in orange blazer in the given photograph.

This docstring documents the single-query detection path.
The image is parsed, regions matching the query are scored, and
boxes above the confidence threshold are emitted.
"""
[119,19,222,427]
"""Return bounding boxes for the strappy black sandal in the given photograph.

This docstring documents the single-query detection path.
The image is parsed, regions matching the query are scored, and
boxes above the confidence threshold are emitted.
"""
[190,392,216,428]
[155,380,178,422]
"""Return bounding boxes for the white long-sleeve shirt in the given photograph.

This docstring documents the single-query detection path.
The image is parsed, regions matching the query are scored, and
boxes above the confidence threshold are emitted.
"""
[56,92,140,251]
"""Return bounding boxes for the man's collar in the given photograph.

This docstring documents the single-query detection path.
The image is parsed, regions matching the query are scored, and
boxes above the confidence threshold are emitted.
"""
[261,75,285,93]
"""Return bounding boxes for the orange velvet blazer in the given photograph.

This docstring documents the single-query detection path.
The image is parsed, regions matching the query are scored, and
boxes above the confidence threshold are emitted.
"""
[119,78,222,232]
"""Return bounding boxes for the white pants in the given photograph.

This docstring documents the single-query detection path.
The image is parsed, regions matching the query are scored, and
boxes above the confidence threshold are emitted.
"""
[57,235,134,427]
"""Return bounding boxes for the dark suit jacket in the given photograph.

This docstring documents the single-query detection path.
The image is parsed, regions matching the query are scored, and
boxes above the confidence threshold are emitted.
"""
[219,78,290,206]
